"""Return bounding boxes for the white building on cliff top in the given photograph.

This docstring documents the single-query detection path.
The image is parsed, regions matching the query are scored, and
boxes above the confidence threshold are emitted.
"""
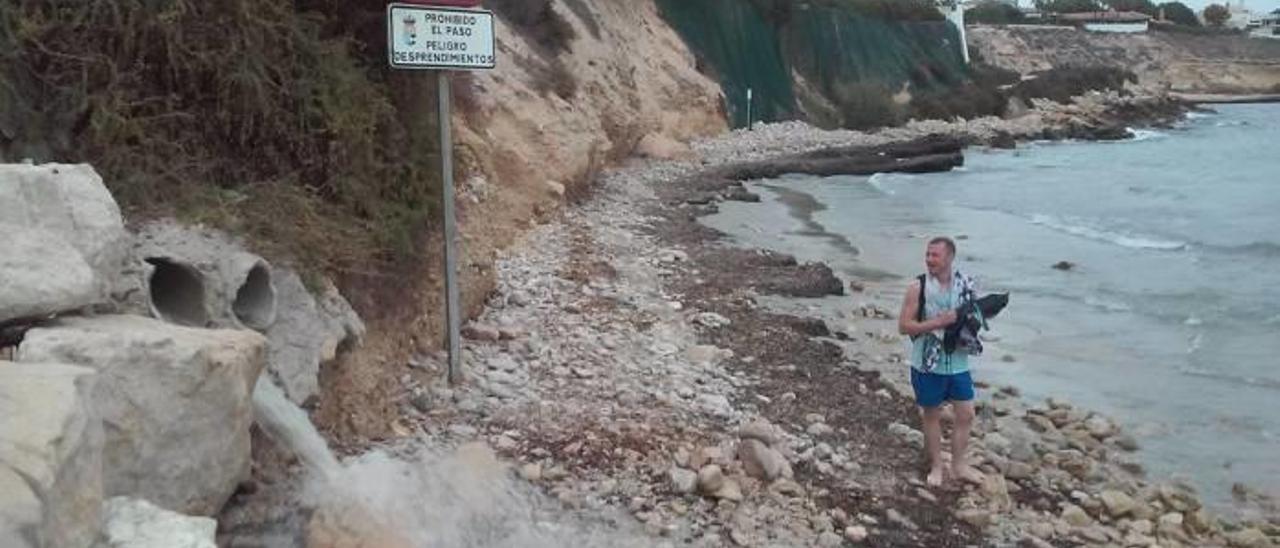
[1059,11,1152,33]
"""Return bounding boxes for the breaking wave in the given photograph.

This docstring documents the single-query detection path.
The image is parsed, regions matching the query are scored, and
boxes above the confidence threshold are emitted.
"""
[1083,296,1133,313]
[1029,214,1188,251]
[866,172,909,195]
[1126,128,1167,142]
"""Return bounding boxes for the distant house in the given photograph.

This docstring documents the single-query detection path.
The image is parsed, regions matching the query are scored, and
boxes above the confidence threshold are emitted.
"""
[1225,0,1256,29]
[1058,11,1152,33]
[1250,9,1280,38]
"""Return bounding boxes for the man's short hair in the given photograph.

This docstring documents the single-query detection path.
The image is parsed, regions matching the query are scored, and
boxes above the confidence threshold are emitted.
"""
[928,236,956,256]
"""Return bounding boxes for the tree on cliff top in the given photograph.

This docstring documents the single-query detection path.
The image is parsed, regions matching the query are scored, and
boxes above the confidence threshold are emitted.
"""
[967,1,1026,24]
[1157,2,1202,25]
[1105,0,1158,16]
[1035,0,1104,14]
[1203,3,1231,26]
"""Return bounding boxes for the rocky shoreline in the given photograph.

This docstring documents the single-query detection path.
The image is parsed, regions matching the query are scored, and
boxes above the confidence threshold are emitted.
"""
[378,92,1280,548]
[207,91,1276,547]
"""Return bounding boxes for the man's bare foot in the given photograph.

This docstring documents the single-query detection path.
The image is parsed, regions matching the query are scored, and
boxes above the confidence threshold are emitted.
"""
[951,464,985,485]
[926,466,946,487]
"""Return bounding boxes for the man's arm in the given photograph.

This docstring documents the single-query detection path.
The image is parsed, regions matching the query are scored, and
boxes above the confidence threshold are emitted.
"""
[898,281,956,337]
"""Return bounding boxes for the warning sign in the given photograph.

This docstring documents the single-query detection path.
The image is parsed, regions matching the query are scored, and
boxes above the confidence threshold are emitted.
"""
[387,4,496,70]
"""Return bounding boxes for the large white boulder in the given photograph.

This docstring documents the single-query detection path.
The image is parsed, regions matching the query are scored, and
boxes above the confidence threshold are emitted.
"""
[100,497,217,548]
[0,227,98,323]
[16,315,266,516]
[0,362,103,548]
[0,163,127,293]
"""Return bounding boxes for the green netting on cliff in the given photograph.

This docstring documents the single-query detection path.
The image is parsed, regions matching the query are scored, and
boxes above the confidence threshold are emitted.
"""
[654,0,796,127]
[784,7,967,96]
[655,0,969,128]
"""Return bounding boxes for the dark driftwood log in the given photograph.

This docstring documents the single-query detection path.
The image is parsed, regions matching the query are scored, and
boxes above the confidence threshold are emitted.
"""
[799,134,964,161]
[722,152,963,180]
[714,134,965,181]
[675,134,968,207]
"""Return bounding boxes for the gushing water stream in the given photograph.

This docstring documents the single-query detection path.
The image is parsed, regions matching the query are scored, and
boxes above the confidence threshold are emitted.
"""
[252,380,341,479]
[250,379,652,547]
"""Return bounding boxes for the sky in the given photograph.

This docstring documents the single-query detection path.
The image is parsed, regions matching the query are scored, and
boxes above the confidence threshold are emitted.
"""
[1011,0,1280,14]
[1181,0,1280,13]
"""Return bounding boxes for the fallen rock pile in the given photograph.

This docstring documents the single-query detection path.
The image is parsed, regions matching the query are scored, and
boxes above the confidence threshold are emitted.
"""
[0,163,363,546]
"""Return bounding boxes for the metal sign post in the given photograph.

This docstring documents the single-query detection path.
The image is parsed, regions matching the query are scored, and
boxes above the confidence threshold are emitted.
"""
[387,2,495,386]
[437,70,463,386]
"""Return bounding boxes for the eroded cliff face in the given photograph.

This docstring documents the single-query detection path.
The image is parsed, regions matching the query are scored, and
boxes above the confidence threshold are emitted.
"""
[313,0,727,439]
[442,0,726,341]
[969,26,1280,94]
[458,2,726,188]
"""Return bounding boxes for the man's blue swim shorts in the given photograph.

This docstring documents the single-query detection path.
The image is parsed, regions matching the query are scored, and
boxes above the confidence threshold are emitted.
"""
[910,368,975,408]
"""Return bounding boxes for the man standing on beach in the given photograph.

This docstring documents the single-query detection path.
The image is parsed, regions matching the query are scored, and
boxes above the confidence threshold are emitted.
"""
[897,237,984,487]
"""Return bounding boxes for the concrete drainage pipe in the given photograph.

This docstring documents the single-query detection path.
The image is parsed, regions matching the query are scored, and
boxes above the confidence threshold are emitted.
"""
[141,254,277,332]
[227,254,277,332]
[131,223,279,331]
[145,258,209,327]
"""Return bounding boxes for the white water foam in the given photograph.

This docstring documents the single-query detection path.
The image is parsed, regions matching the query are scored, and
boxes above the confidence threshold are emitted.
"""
[1083,296,1133,313]
[1029,214,1188,251]
[303,444,651,548]
[1187,332,1205,354]
[1127,128,1167,142]
[252,380,648,547]
[866,172,898,195]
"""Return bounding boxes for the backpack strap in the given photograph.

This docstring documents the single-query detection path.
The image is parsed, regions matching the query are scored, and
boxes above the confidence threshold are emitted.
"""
[916,274,927,323]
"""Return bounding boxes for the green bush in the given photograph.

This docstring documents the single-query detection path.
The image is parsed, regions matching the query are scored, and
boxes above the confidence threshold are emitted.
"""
[1157,1,1201,26]
[910,63,1019,120]
[1036,0,1104,13]
[1105,0,1158,16]
[0,0,439,273]
[1012,65,1137,104]
[1203,3,1231,27]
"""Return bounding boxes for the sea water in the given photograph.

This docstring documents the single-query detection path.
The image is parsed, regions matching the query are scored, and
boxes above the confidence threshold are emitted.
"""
[703,104,1280,507]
